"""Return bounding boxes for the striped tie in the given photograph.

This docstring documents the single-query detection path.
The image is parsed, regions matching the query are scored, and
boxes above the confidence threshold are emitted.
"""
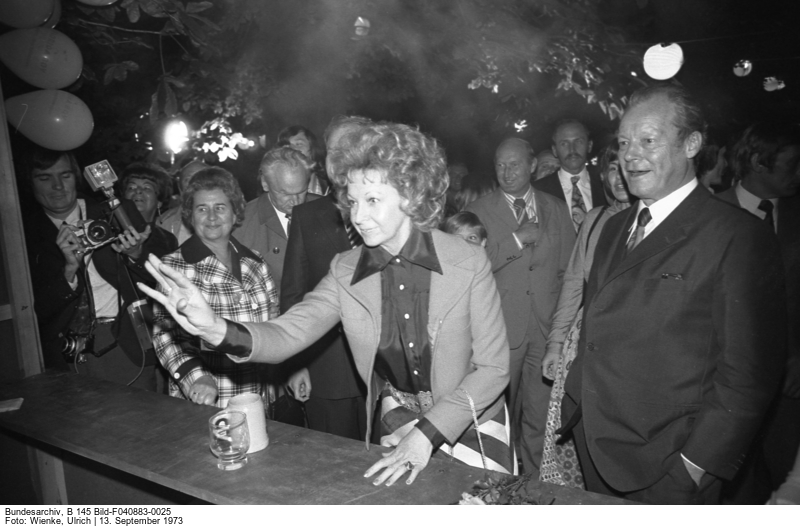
[513,198,528,224]
[345,220,363,248]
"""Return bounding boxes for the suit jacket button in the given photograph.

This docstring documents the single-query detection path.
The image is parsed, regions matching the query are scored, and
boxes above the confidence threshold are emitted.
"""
[529,265,534,271]
[587,343,595,351]
[273,247,280,254]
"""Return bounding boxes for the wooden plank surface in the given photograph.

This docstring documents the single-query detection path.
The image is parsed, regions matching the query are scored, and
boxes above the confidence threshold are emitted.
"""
[0,372,628,505]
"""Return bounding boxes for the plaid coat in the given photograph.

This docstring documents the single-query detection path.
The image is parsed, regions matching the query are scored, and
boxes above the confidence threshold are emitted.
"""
[153,234,279,408]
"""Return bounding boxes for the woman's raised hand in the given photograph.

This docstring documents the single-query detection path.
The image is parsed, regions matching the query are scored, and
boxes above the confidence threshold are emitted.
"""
[137,254,227,346]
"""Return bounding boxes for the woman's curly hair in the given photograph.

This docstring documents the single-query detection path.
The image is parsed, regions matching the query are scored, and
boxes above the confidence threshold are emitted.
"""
[328,122,449,231]
[181,167,247,230]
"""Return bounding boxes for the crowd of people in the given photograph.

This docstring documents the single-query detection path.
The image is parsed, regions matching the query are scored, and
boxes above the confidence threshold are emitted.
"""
[14,83,800,505]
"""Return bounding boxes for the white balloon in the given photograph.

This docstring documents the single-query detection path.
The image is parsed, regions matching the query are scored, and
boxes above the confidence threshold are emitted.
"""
[5,90,94,151]
[0,0,54,28]
[0,28,82,89]
[643,43,684,80]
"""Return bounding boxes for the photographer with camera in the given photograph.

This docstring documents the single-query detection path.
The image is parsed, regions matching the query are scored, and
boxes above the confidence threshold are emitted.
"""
[19,146,177,391]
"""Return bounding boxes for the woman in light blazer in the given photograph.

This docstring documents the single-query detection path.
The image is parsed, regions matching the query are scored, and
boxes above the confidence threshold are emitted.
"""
[139,122,511,486]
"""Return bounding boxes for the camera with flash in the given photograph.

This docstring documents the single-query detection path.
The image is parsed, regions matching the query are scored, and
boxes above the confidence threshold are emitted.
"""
[76,160,138,250]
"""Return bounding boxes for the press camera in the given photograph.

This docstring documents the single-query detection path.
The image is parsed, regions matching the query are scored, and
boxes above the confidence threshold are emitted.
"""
[77,160,137,250]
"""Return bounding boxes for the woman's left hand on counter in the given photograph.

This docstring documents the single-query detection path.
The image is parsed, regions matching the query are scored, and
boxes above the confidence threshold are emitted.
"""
[364,427,432,486]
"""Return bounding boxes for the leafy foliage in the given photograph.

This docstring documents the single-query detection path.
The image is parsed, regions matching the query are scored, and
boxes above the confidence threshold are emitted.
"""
[42,0,648,166]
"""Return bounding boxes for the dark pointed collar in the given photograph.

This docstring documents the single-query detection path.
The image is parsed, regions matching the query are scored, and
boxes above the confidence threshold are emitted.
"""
[351,228,442,286]
[180,234,262,265]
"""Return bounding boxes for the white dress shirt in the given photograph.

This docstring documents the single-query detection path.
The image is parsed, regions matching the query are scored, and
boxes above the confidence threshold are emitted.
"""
[558,167,593,210]
[627,178,698,243]
[269,196,292,237]
[46,199,118,318]
[735,182,778,233]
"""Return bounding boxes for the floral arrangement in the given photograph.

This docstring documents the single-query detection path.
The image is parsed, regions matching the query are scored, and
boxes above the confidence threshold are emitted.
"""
[459,473,557,505]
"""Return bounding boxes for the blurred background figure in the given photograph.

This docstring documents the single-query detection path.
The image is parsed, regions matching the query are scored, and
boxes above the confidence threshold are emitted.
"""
[695,128,729,193]
[156,159,209,246]
[445,162,469,216]
[278,115,373,440]
[533,150,560,181]
[120,163,173,224]
[442,211,487,247]
[153,167,279,409]
[236,146,319,293]
[277,125,329,196]
[540,142,632,488]
[534,119,608,231]
[718,121,800,504]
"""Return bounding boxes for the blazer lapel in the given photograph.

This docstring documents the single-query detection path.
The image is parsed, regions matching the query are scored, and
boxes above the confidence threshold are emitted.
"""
[259,194,287,240]
[429,254,471,326]
[492,188,522,231]
[337,250,381,329]
[601,186,708,288]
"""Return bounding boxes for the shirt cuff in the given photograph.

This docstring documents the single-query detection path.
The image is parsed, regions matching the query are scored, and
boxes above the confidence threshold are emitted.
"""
[681,453,704,473]
[416,417,446,450]
[214,320,253,358]
[511,232,525,250]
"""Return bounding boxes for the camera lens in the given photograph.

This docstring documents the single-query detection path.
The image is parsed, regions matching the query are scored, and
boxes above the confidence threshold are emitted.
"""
[86,220,113,244]
[62,337,77,355]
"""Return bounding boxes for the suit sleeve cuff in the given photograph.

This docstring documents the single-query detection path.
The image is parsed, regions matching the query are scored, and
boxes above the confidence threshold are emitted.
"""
[416,417,446,450]
[215,320,254,358]
[511,232,525,250]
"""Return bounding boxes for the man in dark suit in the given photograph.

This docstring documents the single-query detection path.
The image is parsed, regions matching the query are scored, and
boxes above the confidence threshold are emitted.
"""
[467,138,575,475]
[563,85,787,504]
[533,119,608,231]
[235,146,319,292]
[279,116,372,440]
[21,147,175,389]
[716,122,800,503]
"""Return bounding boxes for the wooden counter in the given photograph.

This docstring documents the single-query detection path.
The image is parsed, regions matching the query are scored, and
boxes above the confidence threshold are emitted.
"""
[0,372,627,505]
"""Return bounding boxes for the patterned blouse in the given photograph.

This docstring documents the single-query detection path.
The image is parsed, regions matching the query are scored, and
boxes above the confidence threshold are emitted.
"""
[153,234,279,408]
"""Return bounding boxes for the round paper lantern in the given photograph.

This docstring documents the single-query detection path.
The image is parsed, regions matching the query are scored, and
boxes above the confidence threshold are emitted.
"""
[643,43,684,80]
[0,28,83,89]
[76,0,119,6]
[763,77,786,92]
[5,90,94,150]
[733,59,753,77]
[43,0,61,28]
[0,0,54,28]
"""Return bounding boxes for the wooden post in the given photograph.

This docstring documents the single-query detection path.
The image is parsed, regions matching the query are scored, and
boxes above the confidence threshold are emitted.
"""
[0,79,67,504]
[0,82,43,376]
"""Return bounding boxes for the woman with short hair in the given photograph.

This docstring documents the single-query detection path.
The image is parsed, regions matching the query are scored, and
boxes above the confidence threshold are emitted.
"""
[152,167,279,409]
[140,122,512,485]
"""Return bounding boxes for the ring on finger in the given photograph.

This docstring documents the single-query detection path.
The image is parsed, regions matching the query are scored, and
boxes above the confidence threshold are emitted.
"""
[405,461,414,471]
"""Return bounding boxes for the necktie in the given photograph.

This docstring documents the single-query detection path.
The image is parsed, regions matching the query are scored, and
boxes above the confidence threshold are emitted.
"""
[758,200,775,233]
[513,198,529,224]
[571,176,587,231]
[626,207,652,255]
[285,214,291,236]
[345,220,363,248]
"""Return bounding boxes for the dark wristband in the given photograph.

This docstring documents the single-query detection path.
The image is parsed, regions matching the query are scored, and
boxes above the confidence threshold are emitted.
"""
[416,417,446,450]
[214,320,253,357]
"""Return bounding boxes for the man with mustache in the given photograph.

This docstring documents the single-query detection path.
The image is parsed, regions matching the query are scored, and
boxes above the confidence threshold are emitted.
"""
[534,119,608,231]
